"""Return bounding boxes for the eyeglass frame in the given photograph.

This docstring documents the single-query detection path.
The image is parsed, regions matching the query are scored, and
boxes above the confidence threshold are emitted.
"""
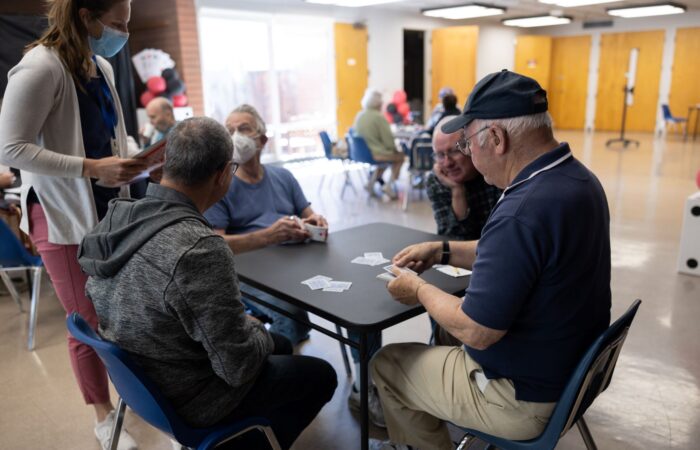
[455,125,490,156]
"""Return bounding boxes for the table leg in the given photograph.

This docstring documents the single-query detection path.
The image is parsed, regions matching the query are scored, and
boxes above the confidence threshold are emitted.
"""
[360,331,369,450]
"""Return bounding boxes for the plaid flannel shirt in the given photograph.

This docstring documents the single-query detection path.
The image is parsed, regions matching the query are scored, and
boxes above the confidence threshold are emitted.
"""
[426,172,502,240]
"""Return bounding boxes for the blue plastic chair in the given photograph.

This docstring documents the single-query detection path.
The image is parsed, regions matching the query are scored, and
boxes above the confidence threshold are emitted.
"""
[0,219,43,350]
[66,313,282,450]
[345,128,391,197]
[661,104,687,135]
[456,299,642,450]
[318,131,355,198]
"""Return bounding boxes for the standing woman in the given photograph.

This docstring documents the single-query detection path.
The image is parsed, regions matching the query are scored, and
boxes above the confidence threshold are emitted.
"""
[0,1,147,449]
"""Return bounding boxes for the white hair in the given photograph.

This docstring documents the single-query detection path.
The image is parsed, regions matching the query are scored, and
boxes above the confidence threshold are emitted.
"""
[229,104,267,135]
[361,89,382,110]
[474,112,552,146]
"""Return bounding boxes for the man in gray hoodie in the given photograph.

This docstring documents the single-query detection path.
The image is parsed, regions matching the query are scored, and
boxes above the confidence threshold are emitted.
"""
[79,117,337,449]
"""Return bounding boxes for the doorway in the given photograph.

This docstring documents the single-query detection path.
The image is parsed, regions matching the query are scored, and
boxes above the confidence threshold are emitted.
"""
[403,29,424,124]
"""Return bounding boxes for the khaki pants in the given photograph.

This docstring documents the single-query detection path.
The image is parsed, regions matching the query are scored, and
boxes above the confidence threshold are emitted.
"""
[371,343,555,450]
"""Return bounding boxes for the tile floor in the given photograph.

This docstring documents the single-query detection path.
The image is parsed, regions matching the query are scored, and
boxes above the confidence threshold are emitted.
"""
[1,130,699,449]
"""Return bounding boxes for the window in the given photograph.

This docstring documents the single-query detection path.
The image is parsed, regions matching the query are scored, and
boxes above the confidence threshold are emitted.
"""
[198,9,336,161]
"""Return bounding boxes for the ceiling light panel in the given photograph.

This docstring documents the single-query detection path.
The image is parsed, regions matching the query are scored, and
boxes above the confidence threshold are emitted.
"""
[502,15,573,27]
[607,3,686,18]
[422,4,506,19]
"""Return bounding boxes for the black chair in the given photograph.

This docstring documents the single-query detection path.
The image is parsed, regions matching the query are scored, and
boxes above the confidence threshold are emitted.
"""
[456,299,642,450]
[66,313,281,450]
[402,131,434,211]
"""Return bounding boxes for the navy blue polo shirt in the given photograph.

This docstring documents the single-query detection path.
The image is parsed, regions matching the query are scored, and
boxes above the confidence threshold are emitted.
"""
[462,143,611,403]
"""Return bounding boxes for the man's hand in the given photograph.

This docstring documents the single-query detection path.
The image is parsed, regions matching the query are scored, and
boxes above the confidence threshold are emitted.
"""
[265,216,310,245]
[302,213,328,228]
[0,171,16,189]
[392,241,442,273]
[433,162,462,190]
[387,268,427,306]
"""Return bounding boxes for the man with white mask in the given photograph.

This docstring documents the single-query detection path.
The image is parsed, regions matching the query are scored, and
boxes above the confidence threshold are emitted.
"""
[204,104,326,346]
[205,104,387,428]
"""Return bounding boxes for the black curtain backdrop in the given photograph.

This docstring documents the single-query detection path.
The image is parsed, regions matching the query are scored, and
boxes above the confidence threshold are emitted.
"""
[0,14,138,139]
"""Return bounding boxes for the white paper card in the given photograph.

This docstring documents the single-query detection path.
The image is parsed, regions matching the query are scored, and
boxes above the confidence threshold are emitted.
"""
[434,265,471,278]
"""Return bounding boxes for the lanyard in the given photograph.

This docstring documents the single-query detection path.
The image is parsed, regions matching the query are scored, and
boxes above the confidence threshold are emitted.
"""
[497,151,573,204]
[92,57,117,140]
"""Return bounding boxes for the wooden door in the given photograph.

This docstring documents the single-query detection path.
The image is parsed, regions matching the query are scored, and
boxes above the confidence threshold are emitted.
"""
[548,35,591,130]
[595,31,664,132]
[334,23,368,140]
[430,26,478,111]
[669,27,700,135]
[514,35,552,91]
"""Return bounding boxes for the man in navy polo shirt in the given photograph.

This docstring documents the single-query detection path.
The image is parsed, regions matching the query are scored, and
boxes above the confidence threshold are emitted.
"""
[368,70,611,450]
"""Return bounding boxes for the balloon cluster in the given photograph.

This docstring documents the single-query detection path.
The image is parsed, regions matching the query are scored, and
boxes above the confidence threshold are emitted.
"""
[140,68,187,107]
[384,90,410,125]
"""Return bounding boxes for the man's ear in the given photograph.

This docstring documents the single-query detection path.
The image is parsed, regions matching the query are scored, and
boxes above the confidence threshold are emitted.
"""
[492,127,507,155]
[259,134,269,147]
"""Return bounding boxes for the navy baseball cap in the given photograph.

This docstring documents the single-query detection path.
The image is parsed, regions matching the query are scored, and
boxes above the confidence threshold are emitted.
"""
[441,69,548,134]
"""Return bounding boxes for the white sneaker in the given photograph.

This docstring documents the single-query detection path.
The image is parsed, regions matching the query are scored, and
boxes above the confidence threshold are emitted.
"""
[348,385,386,428]
[94,410,138,450]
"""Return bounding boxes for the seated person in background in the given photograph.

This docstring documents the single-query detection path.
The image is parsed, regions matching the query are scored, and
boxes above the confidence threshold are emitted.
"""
[426,94,460,135]
[385,103,403,125]
[425,86,454,130]
[353,89,405,199]
[205,104,386,427]
[142,97,177,146]
[369,70,611,450]
[427,116,501,240]
[79,117,336,449]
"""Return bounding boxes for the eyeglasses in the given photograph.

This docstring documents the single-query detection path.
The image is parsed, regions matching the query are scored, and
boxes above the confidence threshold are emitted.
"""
[231,162,240,175]
[432,148,464,162]
[455,126,489,156]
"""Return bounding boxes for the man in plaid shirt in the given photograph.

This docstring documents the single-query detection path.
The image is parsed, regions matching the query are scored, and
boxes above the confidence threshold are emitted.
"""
[426,116,502,240]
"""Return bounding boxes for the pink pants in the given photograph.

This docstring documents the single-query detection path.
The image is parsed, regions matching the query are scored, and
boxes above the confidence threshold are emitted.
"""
[28,203,109,405]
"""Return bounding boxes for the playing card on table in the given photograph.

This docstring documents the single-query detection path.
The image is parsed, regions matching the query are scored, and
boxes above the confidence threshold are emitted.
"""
[327,281,352,290]
[434,265,471,278]
[323,287,346,293]
[364,252,390,266]
[351,256,374,265]
[301,275,332,290]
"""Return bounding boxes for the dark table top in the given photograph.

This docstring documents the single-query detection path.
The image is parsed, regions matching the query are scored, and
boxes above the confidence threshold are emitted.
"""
[234,222,469,331]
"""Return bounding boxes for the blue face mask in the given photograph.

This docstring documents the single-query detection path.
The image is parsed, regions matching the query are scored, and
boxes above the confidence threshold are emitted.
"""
[89,20,129,58]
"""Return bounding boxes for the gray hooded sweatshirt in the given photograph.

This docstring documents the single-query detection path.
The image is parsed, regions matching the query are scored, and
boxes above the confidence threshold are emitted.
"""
[79,183,273,427]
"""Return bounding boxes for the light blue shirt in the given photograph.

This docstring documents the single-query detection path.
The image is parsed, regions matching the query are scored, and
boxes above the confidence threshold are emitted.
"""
[204,165,310,234]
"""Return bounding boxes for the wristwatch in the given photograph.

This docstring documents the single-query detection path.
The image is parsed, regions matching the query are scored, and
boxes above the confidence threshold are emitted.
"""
[440,241,451,265]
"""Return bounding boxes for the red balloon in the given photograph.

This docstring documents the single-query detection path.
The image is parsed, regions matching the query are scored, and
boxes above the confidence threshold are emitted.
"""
[172,94,188,107]
[392,90,407,104]
[146,76,166,94]
[397,102,410,117]
[140,90,155,108]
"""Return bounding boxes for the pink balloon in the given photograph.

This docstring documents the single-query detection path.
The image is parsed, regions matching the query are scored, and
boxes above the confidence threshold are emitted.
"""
[392,90,407,104]
[172,94,188,107]
[146,76,167,94]
[140,90,155,108]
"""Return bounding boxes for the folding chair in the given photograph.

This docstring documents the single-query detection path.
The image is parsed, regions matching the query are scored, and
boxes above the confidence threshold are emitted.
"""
[402,131,434,211]
[456,299,642,450]
[0,220,43,350]
[318,130,355,198]
[345,129,391,197]
[66,313,281,450]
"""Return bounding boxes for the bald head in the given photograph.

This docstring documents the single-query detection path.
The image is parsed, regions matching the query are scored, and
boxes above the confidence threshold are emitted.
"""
[146,97,176,132]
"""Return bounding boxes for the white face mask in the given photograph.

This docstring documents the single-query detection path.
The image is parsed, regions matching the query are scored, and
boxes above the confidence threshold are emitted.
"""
[232,132,260,164]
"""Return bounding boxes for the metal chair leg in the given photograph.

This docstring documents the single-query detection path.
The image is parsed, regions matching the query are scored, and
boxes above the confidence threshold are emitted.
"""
[577,417,598,450]
[110,398,127,450]
[335,325,352,378]
[0,271,24,313]
[456,433,478,450]
[27,267,42,351]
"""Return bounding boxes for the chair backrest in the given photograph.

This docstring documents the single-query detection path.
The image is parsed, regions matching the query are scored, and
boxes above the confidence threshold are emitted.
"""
[545,299,642,443]
[319,131,334,159]
[0,220,41,268]
[410,132,434,171]
[346,129,379,165]
[661,104,672,120]
[66,313,209,447]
